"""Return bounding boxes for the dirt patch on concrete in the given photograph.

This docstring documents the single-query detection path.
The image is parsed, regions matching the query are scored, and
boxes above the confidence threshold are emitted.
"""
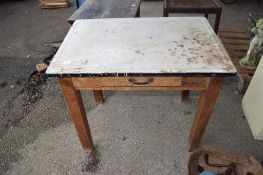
[81,148,102,173]
[0,52,55,138]
[24,53,54,103]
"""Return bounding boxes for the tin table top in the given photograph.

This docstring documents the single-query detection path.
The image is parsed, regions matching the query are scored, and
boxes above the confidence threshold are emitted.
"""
[46,17,236,77]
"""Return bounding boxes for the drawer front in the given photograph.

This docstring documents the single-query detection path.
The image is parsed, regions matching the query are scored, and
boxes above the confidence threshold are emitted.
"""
[72,77,182,89]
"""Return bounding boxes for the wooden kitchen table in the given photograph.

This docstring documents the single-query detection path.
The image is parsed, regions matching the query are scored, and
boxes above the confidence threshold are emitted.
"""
[46,17,236,152]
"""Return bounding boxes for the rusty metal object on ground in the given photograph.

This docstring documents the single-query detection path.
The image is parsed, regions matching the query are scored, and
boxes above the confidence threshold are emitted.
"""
[188,147,263,175]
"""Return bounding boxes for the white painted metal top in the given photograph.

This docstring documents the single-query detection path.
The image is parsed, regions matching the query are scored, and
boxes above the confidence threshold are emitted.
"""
[46,17,236,76]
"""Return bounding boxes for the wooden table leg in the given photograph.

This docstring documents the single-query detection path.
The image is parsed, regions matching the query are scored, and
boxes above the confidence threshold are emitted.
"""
[135,5,140,17]
[93,90,104,104]
[163,0,168,17]
[214,9,222,34]
[60,77,94,152]
[188,77,224,151]
[181,90,190,102]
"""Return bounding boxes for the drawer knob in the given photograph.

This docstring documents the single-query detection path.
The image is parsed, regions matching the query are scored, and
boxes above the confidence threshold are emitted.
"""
[128,78,153,85]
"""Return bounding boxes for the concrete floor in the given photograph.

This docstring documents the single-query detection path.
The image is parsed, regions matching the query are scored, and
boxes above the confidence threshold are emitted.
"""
[0,0,263,174]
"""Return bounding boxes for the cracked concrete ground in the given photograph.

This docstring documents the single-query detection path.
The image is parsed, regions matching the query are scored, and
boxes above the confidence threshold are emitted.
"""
[0,0,263,174]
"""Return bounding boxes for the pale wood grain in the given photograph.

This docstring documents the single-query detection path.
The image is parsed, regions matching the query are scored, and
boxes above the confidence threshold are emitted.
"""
[188,77,224,151]
[59,77,94,152]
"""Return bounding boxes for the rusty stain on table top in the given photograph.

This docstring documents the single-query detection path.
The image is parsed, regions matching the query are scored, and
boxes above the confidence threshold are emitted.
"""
[46,17,236,77]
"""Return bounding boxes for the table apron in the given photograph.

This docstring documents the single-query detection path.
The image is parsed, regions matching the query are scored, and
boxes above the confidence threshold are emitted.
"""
[59,76,224,152]
[71,77,210,90]
[167,8,221,14]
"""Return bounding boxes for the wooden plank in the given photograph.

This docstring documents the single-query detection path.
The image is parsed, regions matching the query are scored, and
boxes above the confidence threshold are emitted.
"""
[219,28,246,33]
[167,0,218,8]
[228,50,247,58]
[188,77,224,151]
[71,77,210,90]
[40,0,69,8]
[218,32,248,40]
[92,90,104,104]
[219,28,255,93]
[59,77,94,152]
[68,0,141,23]
[181,77,210,87]
[74,86,208,91]
[220,38,250,45]
[72,77,183,88]
[224,44,249,52]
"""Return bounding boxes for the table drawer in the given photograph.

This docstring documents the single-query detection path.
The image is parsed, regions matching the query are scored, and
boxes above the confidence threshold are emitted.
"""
[72,77,182,89]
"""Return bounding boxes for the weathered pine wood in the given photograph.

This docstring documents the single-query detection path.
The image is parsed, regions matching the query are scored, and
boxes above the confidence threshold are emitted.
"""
[71,77,211,91]
[220,38,250,45]
[188,77,224,151]
[167,0,218,8]
[40,0,69,9]
[64,76,222,151]
[219,29,254,93]
[59,77,94,152]
[164,0,221,33]
[219,32,249,40]
[219,28,246,33]
[72,77,183,89]
[75,86,208,91]
[93,90,104,104]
